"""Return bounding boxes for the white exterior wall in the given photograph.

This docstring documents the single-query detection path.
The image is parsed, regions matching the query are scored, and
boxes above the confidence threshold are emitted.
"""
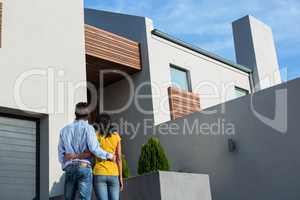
[147,25,251,124]
[0,0,86,197]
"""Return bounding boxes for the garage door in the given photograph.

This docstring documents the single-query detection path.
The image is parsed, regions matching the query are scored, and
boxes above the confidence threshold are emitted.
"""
[0,116,37,200]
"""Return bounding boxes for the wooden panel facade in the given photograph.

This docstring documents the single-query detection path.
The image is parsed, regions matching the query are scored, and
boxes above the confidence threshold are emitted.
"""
[168,87,201,120]
[85,24,141,70]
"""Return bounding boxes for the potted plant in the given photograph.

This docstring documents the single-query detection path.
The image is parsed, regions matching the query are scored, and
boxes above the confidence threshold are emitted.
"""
[138,137,170,175]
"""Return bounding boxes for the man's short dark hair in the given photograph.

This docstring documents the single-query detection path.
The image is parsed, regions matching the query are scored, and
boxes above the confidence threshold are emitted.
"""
[75,102,90,120]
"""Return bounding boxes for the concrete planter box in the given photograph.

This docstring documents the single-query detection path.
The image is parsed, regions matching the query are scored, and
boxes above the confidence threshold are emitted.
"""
[121,171,212,200]
[50,171,212,200]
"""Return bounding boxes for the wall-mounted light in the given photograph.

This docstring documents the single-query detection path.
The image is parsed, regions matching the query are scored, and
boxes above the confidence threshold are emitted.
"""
[228,139,237,152]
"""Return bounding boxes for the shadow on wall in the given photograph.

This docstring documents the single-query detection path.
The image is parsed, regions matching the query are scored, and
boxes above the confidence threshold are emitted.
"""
[49,175,65,200]
[49,174,96,200]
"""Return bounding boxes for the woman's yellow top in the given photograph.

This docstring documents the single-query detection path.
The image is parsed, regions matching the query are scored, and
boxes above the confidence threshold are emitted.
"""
[93,131,121,176]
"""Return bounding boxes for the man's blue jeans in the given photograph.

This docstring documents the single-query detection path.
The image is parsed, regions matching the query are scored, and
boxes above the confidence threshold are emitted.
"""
[64,163,93,200]
[93,175,120,200]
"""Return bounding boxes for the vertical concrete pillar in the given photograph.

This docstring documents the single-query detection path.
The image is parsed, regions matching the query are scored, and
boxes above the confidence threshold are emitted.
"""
[232,15,281,90]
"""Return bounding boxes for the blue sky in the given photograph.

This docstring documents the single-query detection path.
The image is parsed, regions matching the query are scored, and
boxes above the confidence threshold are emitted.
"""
[84,0,300,81]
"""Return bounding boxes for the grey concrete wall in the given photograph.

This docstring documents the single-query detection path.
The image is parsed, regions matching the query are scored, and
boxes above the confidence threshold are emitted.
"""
[39,115,50,199]
[233,15,282,90]
[121,171,212,200]
[121,172,161,200]
[152,77,300,200]
[85,9,155,175]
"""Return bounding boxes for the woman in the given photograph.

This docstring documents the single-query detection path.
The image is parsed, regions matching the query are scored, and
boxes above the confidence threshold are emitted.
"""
[65,113,123,200]
[92,113,123,200]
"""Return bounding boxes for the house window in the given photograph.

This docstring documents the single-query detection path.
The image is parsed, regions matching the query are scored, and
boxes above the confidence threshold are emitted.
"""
[235,86,249,98]
[0,2,2,48]
[170,65,192,91]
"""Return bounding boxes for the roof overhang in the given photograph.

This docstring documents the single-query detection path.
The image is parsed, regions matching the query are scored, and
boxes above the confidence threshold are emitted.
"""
[151,29,252,74]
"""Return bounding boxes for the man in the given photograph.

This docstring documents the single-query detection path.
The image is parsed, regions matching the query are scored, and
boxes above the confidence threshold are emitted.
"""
[58,102,115,200]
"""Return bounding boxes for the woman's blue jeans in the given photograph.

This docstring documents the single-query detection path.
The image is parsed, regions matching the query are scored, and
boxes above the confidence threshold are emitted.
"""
[93,175,120,200]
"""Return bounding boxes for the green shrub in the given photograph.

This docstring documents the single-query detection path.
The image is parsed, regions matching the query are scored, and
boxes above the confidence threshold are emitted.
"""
[122,154,131,178]
[137,137,170,175]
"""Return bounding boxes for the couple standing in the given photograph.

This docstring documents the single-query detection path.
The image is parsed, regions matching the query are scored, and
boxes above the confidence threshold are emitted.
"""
[58,102,123,200]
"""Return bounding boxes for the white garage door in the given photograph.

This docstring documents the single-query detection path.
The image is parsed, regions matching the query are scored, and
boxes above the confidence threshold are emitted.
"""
[0,116,37,200]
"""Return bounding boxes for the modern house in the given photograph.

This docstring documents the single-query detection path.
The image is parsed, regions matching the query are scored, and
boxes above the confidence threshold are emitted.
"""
[0,1,286,199]
[83,7,282,187]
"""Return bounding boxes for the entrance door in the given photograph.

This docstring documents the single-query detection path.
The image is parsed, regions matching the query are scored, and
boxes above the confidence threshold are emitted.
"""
[0,116,37,200]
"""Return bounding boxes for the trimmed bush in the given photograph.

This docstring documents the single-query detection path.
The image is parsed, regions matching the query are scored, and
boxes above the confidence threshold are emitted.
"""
[122,154,131,178]
[138,137,170,175]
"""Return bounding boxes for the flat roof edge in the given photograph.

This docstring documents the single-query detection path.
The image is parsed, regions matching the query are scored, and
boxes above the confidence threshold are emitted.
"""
[84,8,146,20]
[151,29,252,74]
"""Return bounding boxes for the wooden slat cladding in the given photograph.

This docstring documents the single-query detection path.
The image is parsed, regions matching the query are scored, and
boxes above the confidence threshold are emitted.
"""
[168,87,201,120]
[0,2,2,48]
[85,24,141,70]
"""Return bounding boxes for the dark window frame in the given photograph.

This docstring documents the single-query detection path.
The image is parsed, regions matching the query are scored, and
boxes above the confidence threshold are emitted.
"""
[234,86,249,97]
[170,64,192,92]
